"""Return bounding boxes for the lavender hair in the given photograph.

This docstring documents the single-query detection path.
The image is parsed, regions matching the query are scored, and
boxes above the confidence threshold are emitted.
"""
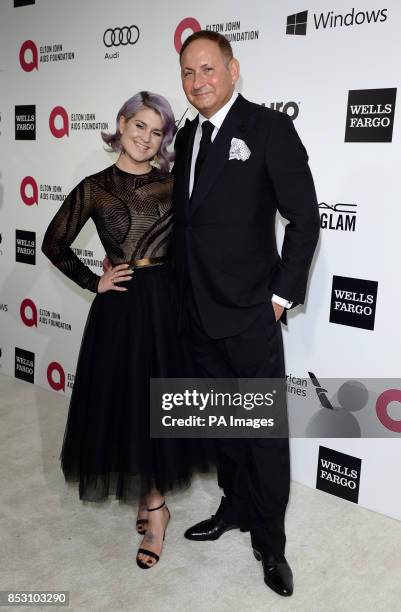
[101,91,176,172]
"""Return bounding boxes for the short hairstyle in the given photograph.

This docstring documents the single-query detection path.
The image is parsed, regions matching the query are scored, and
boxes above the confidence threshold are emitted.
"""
[101,91,176,172]
[179,30,233,65]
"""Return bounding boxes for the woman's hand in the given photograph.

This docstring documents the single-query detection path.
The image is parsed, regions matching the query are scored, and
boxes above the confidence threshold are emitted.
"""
[97,263,133,293]
[102,256,112,273]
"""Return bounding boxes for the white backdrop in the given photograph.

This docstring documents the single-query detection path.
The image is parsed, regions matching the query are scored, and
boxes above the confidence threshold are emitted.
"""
[1,0,400,520]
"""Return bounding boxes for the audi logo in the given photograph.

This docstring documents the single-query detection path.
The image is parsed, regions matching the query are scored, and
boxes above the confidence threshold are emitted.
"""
[103,25,140,47]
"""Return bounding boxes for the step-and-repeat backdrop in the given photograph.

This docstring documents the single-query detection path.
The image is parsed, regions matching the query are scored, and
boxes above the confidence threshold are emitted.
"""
[1,0,400,520]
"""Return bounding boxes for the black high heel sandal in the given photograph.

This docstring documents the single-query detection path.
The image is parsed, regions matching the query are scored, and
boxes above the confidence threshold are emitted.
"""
[136,501,170,569]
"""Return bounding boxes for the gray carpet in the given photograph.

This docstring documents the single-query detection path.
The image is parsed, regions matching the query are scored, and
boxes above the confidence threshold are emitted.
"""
[1,374,400,611]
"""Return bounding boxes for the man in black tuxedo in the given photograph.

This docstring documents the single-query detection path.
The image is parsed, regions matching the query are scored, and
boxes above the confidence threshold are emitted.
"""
[173,30,320,597]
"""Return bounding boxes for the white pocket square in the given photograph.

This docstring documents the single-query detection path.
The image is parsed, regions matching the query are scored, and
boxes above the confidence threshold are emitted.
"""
[229,137,251,161]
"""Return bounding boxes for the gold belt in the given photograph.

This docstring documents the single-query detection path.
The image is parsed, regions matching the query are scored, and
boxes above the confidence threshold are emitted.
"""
[128,256,170,269]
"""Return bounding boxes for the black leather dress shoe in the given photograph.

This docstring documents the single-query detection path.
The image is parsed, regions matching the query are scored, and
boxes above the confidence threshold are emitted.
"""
[253,549,293,597]
[184,515,249,541]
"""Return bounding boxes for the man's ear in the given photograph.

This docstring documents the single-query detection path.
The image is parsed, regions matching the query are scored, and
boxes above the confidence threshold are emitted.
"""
[229,58,240,85]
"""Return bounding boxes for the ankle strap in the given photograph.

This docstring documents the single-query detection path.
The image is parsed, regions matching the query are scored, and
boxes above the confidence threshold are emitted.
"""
[147,501,165,512]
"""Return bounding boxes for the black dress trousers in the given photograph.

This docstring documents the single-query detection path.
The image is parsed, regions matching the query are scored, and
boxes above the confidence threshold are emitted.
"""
[183,287,290,559]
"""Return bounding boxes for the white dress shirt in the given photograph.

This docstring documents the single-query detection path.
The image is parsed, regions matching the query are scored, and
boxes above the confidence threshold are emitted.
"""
[189,92,239,196]
[189,91,292,310]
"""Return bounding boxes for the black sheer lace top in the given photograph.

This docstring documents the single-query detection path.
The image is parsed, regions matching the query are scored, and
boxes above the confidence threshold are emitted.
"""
[42,164,173,293]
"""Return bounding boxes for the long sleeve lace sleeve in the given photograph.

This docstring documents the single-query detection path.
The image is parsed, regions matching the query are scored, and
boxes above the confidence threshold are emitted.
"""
[42,178,101,293]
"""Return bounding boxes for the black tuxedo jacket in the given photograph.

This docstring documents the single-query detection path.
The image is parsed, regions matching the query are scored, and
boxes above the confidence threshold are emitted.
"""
[172,94,320,339]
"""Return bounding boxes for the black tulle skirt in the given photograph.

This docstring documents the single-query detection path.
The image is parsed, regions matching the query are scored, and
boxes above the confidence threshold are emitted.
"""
[61,264,214,502]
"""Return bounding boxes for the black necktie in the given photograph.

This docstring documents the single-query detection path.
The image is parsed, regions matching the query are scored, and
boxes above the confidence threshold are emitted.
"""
[193,120,214,189]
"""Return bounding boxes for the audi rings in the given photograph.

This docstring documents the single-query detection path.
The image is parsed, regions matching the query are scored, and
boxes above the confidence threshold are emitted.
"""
[103,25,140,48]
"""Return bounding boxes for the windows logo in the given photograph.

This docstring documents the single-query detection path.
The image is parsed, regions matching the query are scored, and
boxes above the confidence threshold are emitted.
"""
[286,11,308,36]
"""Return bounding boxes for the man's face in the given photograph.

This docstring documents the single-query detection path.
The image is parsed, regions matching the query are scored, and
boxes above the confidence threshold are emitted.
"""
[180,39,239,118]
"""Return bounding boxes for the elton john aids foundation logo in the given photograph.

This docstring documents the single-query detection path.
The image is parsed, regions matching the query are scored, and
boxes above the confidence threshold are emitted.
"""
[47,361,65,391]
[47,361,75,391]
[20,298,72,331]
[19,39,75,70]
[49,106,69,138]
[20,298,36,327]
[47,362,65,392]
[20,176,38,206]
[329,275,378,331]
[19,40,37,71]
[174,17,201,53]
[345,88,397,142]
[49,106,108,138]
[20,176,66,205]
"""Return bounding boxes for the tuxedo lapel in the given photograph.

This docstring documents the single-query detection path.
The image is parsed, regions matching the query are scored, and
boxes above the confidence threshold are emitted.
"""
[190,95,252,215]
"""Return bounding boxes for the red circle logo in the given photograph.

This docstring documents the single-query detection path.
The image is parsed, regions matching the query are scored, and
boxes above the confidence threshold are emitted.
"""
[47,362,66,392]
[19,40,38,72]
[174,17,201,53]
[20,298,37,327]
[49,106,69,138]
[20,176,38,206]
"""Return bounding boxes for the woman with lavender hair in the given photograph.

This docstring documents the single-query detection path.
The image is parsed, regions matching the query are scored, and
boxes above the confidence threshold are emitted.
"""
[42,91,211,569]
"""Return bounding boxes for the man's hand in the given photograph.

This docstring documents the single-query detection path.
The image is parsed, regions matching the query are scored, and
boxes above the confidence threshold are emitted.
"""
[272,300,284,321]
[97,263,133,293]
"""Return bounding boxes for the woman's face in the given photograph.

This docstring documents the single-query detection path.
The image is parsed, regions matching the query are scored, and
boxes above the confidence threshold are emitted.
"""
[119,108,164,166]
